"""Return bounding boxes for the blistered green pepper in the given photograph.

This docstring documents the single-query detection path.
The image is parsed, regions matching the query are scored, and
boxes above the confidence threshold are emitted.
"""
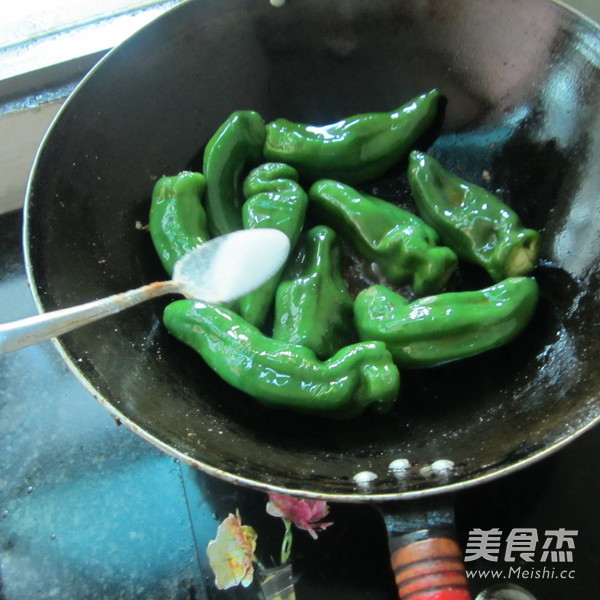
[408,151,541,281]
[273,225,355,359]
[149,171,209,275]
[308,179,457,295]
[239,162,308,328]
[354,277,539,368]
[163,299,399,419]
[203,111,266,236]
[263,89,440,184]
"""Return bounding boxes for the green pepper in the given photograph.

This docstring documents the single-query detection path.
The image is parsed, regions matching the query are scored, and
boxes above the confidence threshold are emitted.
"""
[203,110,266,237]
[163,299,399,419]
[263,89,440,184]
[354,277,539,368]
[239,162,308,328]
[407,151,541,281]
[273,225,355,359]
[308,179,457,295]
[149,171,209,275]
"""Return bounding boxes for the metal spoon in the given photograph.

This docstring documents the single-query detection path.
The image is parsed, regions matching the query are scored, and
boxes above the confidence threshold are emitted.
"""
[0,228,290,354]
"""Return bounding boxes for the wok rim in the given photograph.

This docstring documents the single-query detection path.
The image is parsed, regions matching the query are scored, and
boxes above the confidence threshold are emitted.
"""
[22,0,600,503]
[16,330,600,503]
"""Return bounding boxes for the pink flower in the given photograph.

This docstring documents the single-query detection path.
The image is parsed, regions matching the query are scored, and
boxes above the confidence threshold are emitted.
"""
[206,511,258,590]
[266,493,333,540]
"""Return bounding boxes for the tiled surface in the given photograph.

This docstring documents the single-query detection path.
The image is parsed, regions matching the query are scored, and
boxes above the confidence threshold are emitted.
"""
[1,208,599,599]
[0,210,203,599]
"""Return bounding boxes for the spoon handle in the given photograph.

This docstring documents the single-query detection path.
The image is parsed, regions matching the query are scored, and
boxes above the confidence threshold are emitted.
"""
[0,280,179,354]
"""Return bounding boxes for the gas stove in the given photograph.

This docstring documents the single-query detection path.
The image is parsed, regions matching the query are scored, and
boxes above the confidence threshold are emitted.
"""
[1,208,598,599]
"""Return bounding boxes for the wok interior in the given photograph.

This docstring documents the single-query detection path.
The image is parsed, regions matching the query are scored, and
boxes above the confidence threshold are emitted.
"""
[26,0,600,499]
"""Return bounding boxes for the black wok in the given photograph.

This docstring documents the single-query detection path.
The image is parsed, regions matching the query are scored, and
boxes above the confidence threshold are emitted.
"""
[24,0,600,596]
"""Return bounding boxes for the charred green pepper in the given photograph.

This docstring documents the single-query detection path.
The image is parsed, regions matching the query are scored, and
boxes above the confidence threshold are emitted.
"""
[163,299,399,419]
[263,90,440,184]
[408,151,541,281]
[308,179,457,295]
[203,110,266,237]
[149,171,209,275]
[273,225,355,359]
[354,277,539,368]
[239,162,308,328]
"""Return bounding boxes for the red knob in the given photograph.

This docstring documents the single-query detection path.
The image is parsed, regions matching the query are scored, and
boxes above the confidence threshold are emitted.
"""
[390,535,471,600]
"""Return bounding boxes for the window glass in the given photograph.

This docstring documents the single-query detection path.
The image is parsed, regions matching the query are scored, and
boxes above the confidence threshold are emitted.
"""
[2,1,165,47]
[1,1,184,83]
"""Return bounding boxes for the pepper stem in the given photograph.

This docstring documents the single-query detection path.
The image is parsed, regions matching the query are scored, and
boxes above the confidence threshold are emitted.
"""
[504,233,541,278]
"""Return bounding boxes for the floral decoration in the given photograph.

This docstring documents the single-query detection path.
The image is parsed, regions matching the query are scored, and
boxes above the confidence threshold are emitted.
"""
[266,493,333,540]
[206,493,333,591]
[206,510,258,590]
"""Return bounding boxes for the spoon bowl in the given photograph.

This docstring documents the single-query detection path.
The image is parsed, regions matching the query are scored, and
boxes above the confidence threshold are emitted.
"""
[173,228,290,303]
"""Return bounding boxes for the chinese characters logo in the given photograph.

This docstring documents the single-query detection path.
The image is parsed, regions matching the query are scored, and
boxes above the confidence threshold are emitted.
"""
[464,528,578,563]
